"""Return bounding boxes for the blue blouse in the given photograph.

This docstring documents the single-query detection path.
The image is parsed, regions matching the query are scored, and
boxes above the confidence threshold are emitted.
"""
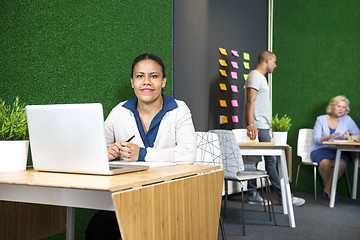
[122,95,178,161]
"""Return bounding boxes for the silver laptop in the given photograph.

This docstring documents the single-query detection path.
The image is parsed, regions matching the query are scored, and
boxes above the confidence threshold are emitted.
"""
[26,103,148,175]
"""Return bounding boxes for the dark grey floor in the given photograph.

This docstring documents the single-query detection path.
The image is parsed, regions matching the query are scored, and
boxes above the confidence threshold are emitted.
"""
[218,190,360,240]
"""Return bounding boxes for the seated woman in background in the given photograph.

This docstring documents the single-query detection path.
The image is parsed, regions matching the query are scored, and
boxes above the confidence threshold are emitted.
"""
[86,53,196,240]
[311,95,360,201]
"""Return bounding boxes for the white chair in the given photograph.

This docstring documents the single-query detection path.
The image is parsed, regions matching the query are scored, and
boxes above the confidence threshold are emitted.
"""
[195,132,225,240]
[294,128,352,201]
[209,130,276,236]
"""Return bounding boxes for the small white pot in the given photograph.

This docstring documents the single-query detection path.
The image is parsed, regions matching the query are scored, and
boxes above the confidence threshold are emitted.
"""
[0,140,29,172]
[272,132,288,145]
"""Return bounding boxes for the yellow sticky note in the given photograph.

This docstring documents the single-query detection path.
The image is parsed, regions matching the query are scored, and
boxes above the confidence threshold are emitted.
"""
[219,83,227,91]
[243,52,250,60]
[219,59,227,66]
[243,74,248,80]
[219,48,228,55]
[243,62,250,69]
[220,115,228,124]
[219,69,227,77]
[219,100,227,107]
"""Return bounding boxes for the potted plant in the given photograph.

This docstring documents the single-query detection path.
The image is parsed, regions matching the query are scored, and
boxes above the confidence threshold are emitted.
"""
[0,97,29,172]
[270,114,291,145]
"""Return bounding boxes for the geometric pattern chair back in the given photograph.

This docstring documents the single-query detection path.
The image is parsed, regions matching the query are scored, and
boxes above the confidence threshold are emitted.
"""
[195,132,223,168]
[297,128,314,164]
[209,130,244,181]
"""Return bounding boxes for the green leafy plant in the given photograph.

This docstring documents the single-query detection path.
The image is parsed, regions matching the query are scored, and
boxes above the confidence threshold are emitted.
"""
[0,97,29,140]
[270,114,292,132]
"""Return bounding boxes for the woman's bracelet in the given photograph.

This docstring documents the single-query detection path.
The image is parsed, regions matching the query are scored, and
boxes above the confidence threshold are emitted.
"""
[247,125,254,128]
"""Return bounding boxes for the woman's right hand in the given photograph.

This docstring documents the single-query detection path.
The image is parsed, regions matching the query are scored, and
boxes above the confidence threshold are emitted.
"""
[329,132,341,139]
[107,142,122,161]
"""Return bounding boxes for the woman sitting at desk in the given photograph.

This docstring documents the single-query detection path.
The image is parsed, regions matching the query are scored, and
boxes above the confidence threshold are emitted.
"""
[311,95,360,201]
[86,53,196,240]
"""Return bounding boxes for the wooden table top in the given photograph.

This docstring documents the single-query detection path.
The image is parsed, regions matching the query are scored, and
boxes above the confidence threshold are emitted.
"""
[238,142,291,149]
[323,141,360,146]
[0,164,220,192]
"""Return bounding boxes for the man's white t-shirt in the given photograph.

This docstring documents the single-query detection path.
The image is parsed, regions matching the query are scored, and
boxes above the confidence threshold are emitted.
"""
[245,70,271,129]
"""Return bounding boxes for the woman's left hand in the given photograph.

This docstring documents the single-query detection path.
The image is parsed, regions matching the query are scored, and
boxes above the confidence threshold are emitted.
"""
[119,141,140,162]
[343,131,351,140]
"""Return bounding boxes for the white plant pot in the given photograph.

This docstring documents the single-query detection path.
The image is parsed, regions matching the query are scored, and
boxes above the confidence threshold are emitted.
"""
[0,140,29,172]
[273,132,288,145]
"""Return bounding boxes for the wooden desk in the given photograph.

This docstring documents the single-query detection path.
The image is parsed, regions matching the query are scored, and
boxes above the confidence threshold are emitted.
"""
[0,164,224,240]
[323,141,360,208]
[238,142,295,228]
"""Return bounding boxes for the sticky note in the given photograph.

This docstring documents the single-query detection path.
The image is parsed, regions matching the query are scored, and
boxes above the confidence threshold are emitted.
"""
[231,50,239,57]
[231,61,239,69]
[220,115,228,124]
[219,59,227,66]
[243,74,248,80]
[243,62,250,69]
[219,69,227,77]
[231,100,239,107]
[219,48,228,55]
[243,52,250,60]
[219,83,227,91]
[231,85,238,92]
[232,115,239,123]
[219,100,227,107]
[231,72,238,79]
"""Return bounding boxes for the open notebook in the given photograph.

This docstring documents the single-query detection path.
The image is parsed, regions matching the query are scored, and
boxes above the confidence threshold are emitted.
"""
[26,103,148,175]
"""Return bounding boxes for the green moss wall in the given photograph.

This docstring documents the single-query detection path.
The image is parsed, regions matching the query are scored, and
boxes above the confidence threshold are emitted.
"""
[1,1,172,239]
[273,0,360,193]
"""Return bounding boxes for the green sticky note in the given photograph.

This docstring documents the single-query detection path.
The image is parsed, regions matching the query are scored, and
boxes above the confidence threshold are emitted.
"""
[243,62,250,69]
[243,52,250,60]
[243,74,248,81]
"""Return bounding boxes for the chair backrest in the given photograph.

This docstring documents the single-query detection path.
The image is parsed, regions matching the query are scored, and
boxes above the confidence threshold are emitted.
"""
[209,130,244,181]
[297,128,314,163]
[232,128,259,142]
[195,132,223,167]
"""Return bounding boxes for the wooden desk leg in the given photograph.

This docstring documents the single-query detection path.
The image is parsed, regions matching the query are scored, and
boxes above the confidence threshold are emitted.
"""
[352,152,359,200]
[330,149,342,208]
[112,170,224,240]
[66,207,75,240]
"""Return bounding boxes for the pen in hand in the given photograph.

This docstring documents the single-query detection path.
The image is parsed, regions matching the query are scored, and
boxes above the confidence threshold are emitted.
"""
[126,135,135,142]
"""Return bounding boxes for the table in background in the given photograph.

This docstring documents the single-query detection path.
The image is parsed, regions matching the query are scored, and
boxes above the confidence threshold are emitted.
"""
[323,141,360,208]
[0,164,224,240]
[238,142,295,228]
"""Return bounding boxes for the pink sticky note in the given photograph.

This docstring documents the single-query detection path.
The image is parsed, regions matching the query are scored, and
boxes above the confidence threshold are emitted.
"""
[231,72,238,79]
[231,50,240,57]
[232,115,239,123]
[231,100,239,107]
[231,61,239,69]
[231,85,238,92]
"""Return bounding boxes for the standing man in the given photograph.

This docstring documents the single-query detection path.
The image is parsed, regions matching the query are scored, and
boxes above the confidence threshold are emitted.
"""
[245,51,305,206]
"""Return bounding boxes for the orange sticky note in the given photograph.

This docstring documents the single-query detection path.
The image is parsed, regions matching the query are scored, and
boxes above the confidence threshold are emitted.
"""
[243,74,249,80]
[219,48,228,55]
[220,115,228,124]
[219,83,227,91]
[219,59,227,66]
[219,100,227,107]
[219,69,227,77]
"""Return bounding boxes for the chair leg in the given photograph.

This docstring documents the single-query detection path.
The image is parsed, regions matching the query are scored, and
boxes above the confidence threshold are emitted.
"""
[219,216,226,240]
[344,169,352,198]
[314,166,317,201]
[295,163,301,194]
[240,183,245,236]
[263,177,272,221]
[224,180,228,218]
[266,177,277,226]
[260,179,266,212]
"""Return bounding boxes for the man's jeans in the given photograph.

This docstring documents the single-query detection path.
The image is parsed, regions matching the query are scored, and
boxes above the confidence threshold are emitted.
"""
[247,129,282,197]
